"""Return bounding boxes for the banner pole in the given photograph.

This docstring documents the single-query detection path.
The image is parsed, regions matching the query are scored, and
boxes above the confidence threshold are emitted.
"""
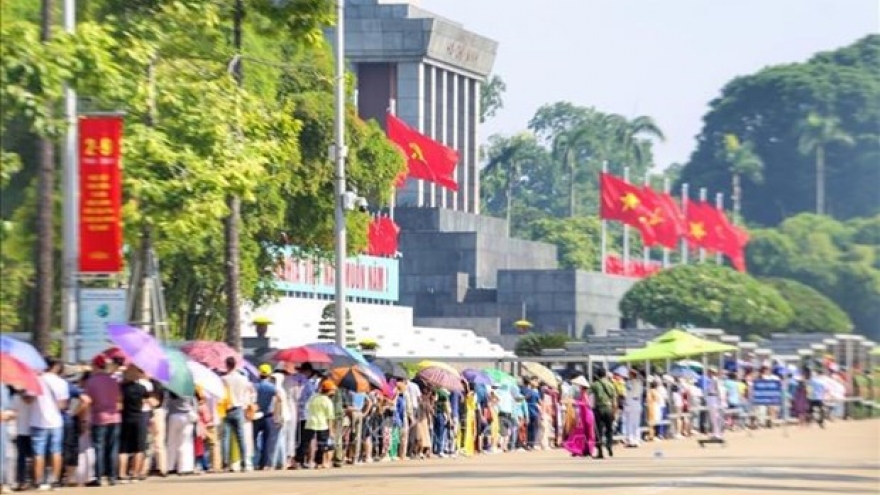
[662,177,671,268]
[699,187,707,263]
[600,161,608,273]
[623,166,631,275]
[715,192,724,265]
[681,183,689,265]
[62,0,79,364]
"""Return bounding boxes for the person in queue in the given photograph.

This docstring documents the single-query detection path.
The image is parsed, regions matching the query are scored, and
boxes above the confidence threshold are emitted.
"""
[221,356,249,472]
[591,368,619,459]
[85,355,121,486]
[25,357,69,490]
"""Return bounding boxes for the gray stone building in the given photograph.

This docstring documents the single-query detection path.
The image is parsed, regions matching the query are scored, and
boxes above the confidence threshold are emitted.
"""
[336,1,635,350]
[337,0,497,213]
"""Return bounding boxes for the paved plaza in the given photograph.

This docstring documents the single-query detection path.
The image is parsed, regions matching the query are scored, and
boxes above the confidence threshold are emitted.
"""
[67,419,879,495]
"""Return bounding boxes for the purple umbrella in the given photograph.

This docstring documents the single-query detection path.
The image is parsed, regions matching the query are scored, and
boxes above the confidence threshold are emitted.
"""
[462,368,492,386]
[107,324,170,382]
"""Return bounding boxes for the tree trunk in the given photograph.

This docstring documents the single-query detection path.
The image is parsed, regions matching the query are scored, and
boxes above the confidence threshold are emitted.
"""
[33,0,55,354]
[816,145,825,216]
[224,0,244,351]
[568,150,576,218]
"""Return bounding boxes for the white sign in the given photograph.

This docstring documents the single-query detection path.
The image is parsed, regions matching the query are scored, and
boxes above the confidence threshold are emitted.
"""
[78,288,127,362]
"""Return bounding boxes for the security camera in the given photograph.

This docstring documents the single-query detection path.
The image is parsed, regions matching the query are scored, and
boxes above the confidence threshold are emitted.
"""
[355,197,369,212]
[342,191,369,212]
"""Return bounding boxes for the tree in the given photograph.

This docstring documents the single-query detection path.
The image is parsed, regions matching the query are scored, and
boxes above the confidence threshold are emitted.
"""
[761,277,852,334]
[678,35,880,225]
[317,303,356,348]
[481,132,547,232]
[796,112,854,216]
[552,125,594,217]
[519,216,601,270]
[721,134,763,220]
[614,114,666,170]
[479,74,506,123]
[515,332,571,357]
[619,264,794,338]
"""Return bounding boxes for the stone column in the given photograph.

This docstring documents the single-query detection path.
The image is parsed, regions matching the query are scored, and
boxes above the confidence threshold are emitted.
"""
[396,61,424,207]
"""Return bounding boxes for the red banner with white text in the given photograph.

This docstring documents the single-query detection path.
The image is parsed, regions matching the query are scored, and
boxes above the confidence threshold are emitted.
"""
[78,115,124,273]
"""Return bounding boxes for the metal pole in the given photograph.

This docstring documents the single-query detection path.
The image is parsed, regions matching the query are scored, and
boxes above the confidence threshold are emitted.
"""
[62,0,79,363]
[388,98,397,221]
[681,183,689,265]
[698,187,707,263]
[333,0,348,348]
[715,192,724,265]
[600,161,608,273]
[662,177,671,268]
[643,174,650,265]
[623,166,630,275]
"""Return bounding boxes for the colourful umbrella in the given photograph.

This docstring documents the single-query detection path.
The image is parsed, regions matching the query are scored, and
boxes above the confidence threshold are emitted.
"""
[0,335,47,371]
[161,347,195,397]
[107,324,170,382]
[0,353,43,395]
[461,368,492,386]
[273,346,332,365]
[181,341,241,371]
[520,361,559,387]
[99,346,131,366]
[416,364,463,392]
[329,366,378,393]
[186,360,226,399]
[304,342,369,368]
[482,368,518,388]
[416,360,458,374]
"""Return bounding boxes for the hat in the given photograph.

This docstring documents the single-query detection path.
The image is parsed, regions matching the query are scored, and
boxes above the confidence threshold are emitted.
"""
[571,376,590,388]
[320,380,337,393]
[258,363,273,376]
[92,355,107,370]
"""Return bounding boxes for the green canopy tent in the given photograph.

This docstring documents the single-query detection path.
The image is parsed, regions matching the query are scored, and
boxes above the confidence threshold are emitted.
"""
[618,329,737,363]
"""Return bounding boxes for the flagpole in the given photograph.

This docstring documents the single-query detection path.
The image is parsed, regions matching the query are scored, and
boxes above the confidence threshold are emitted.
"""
[680,183,689,265]
[388,98,397,221]
[662,177,671,268]
[600,161,608,273]
[699,187,707,263]
[715,192,724,265]
[623,166,631,276]
[643,174,650,265]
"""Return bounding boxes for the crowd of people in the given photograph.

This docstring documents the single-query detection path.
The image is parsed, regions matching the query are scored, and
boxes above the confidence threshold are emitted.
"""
[0,353,864,492]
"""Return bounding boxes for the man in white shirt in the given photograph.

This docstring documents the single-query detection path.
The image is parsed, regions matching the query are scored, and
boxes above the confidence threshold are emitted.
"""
[26,358,69,490]
[704,368,723,440]
[623,370,644,447]
[221,357,250,471]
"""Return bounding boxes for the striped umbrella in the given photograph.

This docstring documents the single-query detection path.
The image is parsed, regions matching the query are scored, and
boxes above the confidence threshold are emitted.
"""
[416,363,463,392]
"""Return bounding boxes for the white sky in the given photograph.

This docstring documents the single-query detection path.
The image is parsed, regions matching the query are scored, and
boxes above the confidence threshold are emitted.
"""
[419,0,879,169]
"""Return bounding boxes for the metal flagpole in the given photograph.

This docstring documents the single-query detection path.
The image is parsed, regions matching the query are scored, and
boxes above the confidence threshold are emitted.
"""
[680,183,689,265]
[388,98,397,221]
[600,161,608,273]
[715,192,724,265]
[62,0,79,363]
[699,187,707,263]
[643,174,650,265]
[623,166,631,275]
[662,177,671,268]
[333,0,347,348]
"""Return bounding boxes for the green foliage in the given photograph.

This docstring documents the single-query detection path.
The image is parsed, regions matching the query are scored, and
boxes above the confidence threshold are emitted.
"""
[317,303,356,349]
[480,74,506,123]
[515,332,572,357]
[620,264,794,338]
[746,213,880,339]
[0,0,404,340]
[761,278,852,334]
[519,216,601,270]
[678,35,880,225]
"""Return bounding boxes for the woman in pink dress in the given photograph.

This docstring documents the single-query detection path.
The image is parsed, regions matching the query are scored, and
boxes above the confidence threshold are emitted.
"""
[563,376,596,458]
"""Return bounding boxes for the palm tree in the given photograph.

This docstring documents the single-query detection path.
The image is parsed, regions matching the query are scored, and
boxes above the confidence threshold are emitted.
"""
[797,112,854,216]
[552,125,593,217]
[616,115,666,170]
[482,133,543,233]
[722,134,764,221]
[33,0,55,354]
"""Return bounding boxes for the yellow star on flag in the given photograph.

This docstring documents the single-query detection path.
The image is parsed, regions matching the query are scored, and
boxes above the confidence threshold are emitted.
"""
[409,142,426,162]
[621,192,640,211]
[647,208,664,226]
[690,222,706,239]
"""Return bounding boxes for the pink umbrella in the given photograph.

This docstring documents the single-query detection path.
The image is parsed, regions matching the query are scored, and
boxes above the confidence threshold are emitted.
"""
[416,366,463,392]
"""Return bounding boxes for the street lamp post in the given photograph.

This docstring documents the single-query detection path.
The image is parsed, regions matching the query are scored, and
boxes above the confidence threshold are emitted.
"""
[62,0,79,363]
[332,0,347,348]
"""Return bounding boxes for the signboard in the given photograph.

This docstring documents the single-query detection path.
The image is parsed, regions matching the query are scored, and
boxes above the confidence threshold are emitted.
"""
[751,378,783,406]
[274,248,399,303]
[78,288,127,361]
[78,115,124,273]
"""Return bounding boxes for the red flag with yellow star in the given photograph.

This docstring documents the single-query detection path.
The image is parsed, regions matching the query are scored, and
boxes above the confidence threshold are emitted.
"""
[599,172,657,245]
[686,200,723,252]
[386,114,459,191]
[640,186,686,249]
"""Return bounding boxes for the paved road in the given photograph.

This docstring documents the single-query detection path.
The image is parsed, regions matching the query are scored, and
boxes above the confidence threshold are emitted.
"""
[67,419,880,495]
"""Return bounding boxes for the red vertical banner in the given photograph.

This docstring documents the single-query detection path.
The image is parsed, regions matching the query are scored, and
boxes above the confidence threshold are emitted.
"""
[78,115,124,273]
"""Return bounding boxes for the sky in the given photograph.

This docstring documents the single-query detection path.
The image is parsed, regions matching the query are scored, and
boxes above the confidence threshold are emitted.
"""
[419,0,879,169]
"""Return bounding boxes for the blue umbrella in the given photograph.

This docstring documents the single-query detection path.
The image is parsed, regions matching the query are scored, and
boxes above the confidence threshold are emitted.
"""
[304,342,369,368]
[0,336,47,371]
[461,368,492,386]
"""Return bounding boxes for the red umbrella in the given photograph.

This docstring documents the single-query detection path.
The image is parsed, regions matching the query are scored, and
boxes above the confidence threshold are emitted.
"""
[273,346,332,365]
[180,341,243,371]
[0,353,43,395]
